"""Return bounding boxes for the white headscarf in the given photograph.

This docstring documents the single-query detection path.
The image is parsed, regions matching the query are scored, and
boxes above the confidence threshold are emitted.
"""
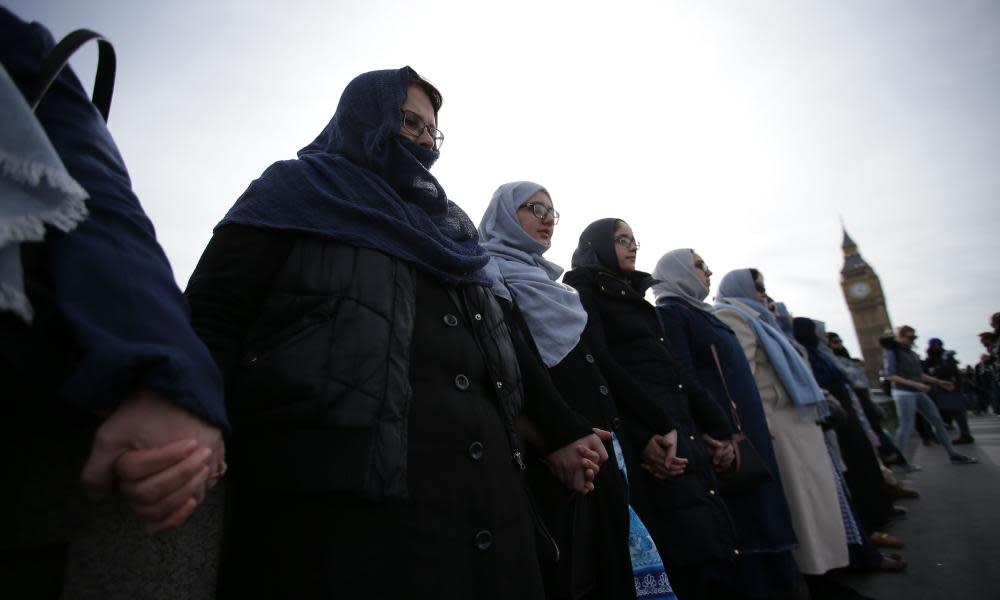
[478,181,588,367]
[650,248,713,311]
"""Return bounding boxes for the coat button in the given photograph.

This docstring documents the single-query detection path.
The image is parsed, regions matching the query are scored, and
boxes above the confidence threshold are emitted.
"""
[600,286,606,291]
[249,356,258,364]
[495,381,503,390]
[474,313,482,321]
[454,374,470,390]
[677,384,684,390]
[468,441,484,461]
[709,489,717,496]
[443,314,459,327]
[659,337,664,342]
[689,435,695,441]
[474,530,493,551]
[733,549,741,556]
[620,290,626,296]
[599,385,609,396]
[584,353,595,364]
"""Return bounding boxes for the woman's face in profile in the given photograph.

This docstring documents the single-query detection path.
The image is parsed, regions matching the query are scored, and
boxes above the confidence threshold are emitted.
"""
[614,221,638,273]
[516,191,556,245]
[400,84,437,149]
[691,251,711,289]
[754,272,767,304]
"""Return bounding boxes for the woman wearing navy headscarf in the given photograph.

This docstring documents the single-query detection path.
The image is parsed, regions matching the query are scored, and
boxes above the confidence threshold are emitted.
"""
[793,318,892,527]
[563,219,739,600]
[651,250,800,599]
[185,67,605,599]
[793,317,906,572]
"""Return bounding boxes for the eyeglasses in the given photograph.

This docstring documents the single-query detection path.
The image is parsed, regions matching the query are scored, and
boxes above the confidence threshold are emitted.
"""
[400,110,444,150]
[519,202,560,224]
[614,235,640,249]
[693,260,712,276]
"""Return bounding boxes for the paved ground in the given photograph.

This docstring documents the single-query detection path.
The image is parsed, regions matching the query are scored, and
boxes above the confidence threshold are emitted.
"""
[832,414,1000,600]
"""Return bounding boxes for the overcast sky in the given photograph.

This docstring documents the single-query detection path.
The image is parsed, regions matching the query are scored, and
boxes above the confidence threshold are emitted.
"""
[9,0,999,367]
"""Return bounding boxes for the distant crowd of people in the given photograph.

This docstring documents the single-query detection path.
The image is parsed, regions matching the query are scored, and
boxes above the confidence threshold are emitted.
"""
[2,9,994,600]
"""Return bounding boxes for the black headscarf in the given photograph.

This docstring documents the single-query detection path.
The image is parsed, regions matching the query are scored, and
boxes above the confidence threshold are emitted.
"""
[569,217,652,292]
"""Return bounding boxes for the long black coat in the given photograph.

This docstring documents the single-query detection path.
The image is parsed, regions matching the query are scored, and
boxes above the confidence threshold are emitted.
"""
[504,300,635,600]
[562,266,737,569]
[186,225,591,599]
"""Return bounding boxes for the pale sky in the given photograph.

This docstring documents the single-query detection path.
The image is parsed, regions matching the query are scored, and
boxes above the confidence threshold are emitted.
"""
[10,0,1000,367]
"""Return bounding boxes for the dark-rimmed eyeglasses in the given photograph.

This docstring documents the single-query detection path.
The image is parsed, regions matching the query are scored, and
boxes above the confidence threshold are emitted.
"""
[519,202,560,224]
[694,260,712,276]
[614,235,640,249]
[400,110,444,150]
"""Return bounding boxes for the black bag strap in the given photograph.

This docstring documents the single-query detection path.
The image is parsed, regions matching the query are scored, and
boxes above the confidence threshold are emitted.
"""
[26,28,116,121]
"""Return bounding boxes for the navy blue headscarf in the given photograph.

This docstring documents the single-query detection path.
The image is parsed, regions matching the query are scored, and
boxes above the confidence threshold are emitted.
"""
[793,316,847,389]
[220,66,489,285]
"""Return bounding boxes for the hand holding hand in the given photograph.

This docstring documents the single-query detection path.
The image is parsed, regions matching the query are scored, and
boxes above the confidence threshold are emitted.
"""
[80,388,225,534]
[702,434,736,472]
[641,430,687,479]
[939,381,956,392]
[546,432,607,494]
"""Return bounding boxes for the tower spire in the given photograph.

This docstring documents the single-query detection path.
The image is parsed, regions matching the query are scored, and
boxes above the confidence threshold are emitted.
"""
[841,218,857,252]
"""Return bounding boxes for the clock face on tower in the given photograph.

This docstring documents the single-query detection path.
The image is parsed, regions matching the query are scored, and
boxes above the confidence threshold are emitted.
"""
[849,281,872,299]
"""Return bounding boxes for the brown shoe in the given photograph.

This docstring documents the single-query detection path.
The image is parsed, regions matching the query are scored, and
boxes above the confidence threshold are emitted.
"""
[871,531,904,549]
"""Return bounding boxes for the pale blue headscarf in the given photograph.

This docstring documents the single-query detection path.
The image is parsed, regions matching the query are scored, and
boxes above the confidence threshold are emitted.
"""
[715,269,829,422]
[0,64,88,322]
[478,181,588,367]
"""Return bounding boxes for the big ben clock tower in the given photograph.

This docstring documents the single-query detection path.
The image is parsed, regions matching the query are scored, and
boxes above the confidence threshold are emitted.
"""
[840,226,893,385]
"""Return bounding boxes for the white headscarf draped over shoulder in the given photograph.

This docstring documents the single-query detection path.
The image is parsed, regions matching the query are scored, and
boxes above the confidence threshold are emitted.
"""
[650,248,713,312]
[478,181,588,367]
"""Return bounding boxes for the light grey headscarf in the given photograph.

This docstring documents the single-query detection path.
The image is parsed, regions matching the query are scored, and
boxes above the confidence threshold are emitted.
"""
[650,248,712,311]
[478,181,587,367]
[0,64,88,322]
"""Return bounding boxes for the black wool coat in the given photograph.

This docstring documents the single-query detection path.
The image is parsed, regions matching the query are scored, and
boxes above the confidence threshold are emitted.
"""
[562,266,738,568]
[186,225,591,600]
[502,301,636,600]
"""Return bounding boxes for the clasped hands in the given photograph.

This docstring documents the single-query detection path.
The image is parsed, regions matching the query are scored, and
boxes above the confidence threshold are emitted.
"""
[640,431,736,479]
[641,430,688,479]
[702,434,736,473]
[80,389,225,534]
[544,429,612,494]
